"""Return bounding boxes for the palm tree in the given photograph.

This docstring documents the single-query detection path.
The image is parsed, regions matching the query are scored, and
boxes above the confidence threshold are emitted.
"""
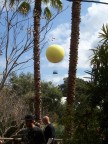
[91,24,108,84]
[64,0,81,142]
[33,0,42,123]
[33,0,62,123]
[89,24,108,144]
[66,1,108,105]
[9,0,62,123]
[65,0,108,142]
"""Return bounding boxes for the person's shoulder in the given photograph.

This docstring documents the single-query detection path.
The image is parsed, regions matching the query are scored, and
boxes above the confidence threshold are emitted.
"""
[46,123,54,129]
[16,128,28,134]
[48,123,54,127]
[33,126,43,132]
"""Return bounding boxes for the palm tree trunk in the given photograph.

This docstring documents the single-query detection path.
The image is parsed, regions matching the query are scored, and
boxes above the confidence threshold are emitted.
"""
[33,0,42,123]
[64,0,81,142]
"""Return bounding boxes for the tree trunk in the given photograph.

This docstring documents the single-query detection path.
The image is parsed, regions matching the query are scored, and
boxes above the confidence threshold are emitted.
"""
[33,0,42,123]
[64,0,81,142]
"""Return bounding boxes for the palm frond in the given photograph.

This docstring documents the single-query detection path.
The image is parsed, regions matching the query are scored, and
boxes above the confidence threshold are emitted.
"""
[43,0,50,5]
[18,1,30,15]
[42,0,62,20]
[44,7,52,20]
[50,0,63,11]
[99,24,108,44]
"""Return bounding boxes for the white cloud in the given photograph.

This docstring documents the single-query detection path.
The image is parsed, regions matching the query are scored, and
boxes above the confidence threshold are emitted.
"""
[46,23,70,46]
[82,3,108,32]
[77,73,91,82]
[43,60,68,69]
[78,0,108,70]
[43,73,68,85]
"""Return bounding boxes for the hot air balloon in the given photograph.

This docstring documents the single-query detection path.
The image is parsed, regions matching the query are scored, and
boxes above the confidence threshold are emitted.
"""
[46,44,65,63]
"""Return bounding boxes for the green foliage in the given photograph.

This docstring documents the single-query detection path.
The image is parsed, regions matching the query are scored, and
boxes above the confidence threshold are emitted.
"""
[55,124,64,138]
[99,24,108,44]
[16,0,62,20]
[41,81,63,120]
[72,99,101,144]
[5,74,65,123]
[50,0,63,11]
[59,76,104,143]
[18,1,30,15]
[43,0,62,11]
[74,79,90,108]
[10,72,34,95]
[2,71,105,143]
[86,23,108,144]
[44,7,52,20]
[59,78,89,99]
[91,44,108,88]
[42,0,62,20]
[59,78,68,97]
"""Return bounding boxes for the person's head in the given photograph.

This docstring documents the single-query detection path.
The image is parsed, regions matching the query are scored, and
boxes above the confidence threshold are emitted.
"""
[24,115,35,128]
[42,116,50,125]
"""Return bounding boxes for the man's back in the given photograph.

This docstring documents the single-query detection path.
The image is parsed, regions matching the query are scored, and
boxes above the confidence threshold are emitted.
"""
[22,126,45,144]
[44,124,55,143]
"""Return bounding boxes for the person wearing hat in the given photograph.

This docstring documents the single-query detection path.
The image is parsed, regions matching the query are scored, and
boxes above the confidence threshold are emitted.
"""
[20,114,45,144]
[42,116,55,144]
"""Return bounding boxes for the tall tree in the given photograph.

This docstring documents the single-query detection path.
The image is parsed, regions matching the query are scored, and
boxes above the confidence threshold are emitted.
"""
[64,0,81,142]
[33,0,62,123]
[90,24,108,144]
[33,0,42,123]
[0,1,33,91]
[7,0,62,123]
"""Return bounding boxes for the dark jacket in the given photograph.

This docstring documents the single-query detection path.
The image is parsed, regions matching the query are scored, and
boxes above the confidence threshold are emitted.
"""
[43,124,55,144]
[22,126,45,144]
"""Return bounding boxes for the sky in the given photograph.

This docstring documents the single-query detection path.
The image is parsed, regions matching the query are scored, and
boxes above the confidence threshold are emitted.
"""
[0,0,108,85]
[40,0,108,84]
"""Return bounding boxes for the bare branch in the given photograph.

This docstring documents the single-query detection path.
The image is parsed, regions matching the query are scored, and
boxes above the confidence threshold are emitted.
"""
[0,5,33,90]
[0,3,67,91]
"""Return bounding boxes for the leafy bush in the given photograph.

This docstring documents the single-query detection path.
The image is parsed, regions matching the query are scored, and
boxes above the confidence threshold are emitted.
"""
[55,125,64,138]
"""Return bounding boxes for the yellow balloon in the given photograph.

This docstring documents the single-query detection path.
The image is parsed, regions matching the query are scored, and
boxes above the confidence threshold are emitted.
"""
[46,44,65,63]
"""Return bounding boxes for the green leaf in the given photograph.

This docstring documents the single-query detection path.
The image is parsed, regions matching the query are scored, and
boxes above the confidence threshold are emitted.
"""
[44,7,52,20]
[18,1,30,15]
